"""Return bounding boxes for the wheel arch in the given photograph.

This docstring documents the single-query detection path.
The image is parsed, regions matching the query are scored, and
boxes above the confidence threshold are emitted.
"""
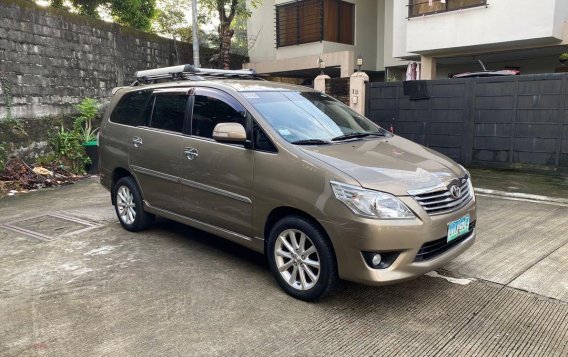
[110,167,134,205]
[263,206,337,261]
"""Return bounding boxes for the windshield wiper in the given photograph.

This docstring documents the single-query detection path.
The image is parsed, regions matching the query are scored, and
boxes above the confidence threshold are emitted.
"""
[291,139,331,145]
[331,132,387,142]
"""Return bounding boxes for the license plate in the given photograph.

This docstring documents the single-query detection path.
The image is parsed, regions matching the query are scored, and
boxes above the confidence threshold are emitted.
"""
[447,214,470,243]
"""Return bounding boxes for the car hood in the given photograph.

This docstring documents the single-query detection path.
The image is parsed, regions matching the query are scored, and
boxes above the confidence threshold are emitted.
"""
[300,136,464,196]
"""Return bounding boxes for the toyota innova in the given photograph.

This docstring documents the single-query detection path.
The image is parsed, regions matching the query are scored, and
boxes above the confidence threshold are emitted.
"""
[99,65,477,301]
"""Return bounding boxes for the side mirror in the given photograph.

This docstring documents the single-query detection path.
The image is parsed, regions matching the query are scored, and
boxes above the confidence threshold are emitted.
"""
[212,122,247,143]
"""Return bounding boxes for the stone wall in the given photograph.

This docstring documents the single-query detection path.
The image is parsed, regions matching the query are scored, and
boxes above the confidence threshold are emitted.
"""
[0,0,194,120]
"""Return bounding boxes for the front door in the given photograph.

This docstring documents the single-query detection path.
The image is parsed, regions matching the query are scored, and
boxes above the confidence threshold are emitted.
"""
[129,89,190,213]
[179,88,254,237]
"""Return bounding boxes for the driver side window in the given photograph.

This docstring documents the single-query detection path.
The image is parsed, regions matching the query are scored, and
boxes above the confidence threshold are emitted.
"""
[191,90,247,139]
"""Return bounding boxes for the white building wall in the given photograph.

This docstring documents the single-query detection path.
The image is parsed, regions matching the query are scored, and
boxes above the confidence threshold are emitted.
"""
[553,0,568,38]
[247,0,277,63]
[246,0,380,73]
[393,0,566,57]
[382,0,409,69]
[391,0,412,59]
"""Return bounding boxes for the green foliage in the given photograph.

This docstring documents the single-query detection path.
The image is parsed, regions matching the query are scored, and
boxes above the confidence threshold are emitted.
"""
[73,98,98,131]
[47,98,100,174]
[0,75,26,136]
[0,117,27,136]
[50,0,66,9]
[58,0,156,30]
[0,76,13,121]
[386,74,400,83]
[560,52,568,62]
[70,0,102,17]
[0,143,7,172]
[73,98,100,142]
[112,0,156,31]
[48,127,90,175]
[153,0,188,39]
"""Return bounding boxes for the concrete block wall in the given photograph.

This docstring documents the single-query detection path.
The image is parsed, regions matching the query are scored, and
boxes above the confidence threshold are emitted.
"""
[0,0,192,120]
[367,74,568,171]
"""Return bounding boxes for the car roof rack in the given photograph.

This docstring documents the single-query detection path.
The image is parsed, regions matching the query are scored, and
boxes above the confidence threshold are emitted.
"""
[132,65,260,85]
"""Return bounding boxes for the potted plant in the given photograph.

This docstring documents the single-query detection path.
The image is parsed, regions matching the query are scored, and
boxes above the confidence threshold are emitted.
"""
[74,98,100,174]
[559,52,568,64]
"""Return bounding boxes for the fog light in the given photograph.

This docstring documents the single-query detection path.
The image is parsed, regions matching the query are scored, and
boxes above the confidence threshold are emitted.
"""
[371,253,382,266]
[362,251,401,269]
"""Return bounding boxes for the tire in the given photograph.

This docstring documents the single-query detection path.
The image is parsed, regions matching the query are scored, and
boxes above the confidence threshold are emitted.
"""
[267,215,338,301]
[114,176,155,232]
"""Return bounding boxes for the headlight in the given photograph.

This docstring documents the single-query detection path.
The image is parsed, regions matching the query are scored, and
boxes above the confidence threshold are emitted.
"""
[330,181,415,219]
[458,164,470,178]
[458,164,475,199]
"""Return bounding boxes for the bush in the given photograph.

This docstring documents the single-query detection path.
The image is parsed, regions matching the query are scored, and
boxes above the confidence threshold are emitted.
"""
[47,126,90,175]
[74,98,100,143]
[46,98,101,174]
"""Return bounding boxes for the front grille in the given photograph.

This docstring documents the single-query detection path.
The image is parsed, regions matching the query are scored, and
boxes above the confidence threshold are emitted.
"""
[412,176,473,215]
[414,221,476,262]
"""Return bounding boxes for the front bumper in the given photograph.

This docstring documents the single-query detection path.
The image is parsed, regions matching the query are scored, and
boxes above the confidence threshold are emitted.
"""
[321,195,477,285]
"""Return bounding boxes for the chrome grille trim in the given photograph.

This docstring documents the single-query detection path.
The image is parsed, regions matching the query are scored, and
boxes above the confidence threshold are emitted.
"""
[411,176,473,215]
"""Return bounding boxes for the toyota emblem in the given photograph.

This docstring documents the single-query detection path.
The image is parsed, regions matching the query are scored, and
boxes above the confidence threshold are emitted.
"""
[450,185,461,199]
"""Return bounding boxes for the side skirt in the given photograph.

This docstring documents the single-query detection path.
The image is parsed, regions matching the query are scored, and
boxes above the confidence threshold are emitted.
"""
[143,202,264,254]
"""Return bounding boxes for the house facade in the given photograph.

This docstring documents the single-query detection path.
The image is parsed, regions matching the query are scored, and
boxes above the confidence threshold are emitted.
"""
[244,0,568,81]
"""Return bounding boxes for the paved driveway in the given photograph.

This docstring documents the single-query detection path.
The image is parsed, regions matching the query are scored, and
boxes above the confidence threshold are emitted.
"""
[0,178,567,356]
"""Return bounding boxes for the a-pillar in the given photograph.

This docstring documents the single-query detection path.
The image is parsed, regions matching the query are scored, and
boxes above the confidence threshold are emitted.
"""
[350,71,369,116]
[420,55,437,80]
[314,74,330,93]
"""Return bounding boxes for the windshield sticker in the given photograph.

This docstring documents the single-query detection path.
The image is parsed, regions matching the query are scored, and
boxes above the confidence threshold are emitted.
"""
[278,129,291,136]
[242,93,260,99]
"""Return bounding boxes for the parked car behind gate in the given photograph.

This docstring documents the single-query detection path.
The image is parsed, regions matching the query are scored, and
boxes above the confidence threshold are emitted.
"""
[99,65,477,301]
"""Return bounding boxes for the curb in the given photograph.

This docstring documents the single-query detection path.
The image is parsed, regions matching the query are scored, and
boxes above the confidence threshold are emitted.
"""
[474,188,568,206]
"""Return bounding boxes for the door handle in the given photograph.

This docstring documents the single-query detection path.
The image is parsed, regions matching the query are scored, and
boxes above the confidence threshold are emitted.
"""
[183,147,199,160]
[132,136,143,148]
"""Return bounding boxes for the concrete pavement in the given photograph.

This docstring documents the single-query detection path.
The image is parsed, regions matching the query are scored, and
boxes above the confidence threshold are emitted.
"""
[0,178,567,356]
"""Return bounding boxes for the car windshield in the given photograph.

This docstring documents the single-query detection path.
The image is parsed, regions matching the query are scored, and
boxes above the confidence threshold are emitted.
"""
[242,91,388,144]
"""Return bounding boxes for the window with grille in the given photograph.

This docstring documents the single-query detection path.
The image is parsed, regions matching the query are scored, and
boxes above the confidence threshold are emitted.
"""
[408,0,486,18]
[275,0,354,48]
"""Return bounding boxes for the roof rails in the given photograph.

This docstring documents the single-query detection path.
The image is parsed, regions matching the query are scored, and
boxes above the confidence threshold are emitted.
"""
[132,65,259,85]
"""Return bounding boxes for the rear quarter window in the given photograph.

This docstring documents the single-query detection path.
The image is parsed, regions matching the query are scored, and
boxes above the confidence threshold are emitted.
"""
[110,90,151,126]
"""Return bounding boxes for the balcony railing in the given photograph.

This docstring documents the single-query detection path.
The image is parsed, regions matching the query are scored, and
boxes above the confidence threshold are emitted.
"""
[408,0,487,18]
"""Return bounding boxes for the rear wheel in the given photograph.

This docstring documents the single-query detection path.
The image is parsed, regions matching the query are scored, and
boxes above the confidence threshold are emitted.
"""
[267,216,337,301]
[114,176,155,232]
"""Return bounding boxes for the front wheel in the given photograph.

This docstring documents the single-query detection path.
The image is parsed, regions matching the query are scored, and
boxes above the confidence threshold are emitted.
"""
[267,216,338,301]
[114,176,155,232]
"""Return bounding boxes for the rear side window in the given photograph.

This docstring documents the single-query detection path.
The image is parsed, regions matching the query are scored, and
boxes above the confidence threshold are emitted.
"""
[149,94,188,133]
[110,90,151,126]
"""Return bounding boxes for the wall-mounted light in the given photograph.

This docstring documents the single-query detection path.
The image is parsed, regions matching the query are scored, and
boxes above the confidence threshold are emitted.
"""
[356,55,363,72]
[318,57,325,75]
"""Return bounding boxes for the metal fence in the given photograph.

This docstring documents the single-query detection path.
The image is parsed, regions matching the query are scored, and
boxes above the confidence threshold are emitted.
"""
[366,74,568,171]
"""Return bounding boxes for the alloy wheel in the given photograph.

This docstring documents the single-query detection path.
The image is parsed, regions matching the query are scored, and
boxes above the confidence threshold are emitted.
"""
[116,185,136,225]
[274,229,321,291]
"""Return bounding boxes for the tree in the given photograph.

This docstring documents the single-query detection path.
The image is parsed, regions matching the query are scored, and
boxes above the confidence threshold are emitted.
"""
[201,0,260,69]
[51,0,156,31]
[153,0,188,61]
[111,0,157,31]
